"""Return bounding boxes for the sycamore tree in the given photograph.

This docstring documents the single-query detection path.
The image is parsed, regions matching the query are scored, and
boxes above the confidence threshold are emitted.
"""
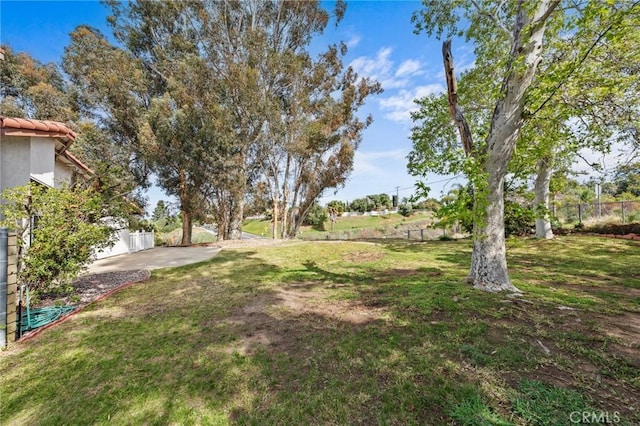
[520,2,640,238]
[409,0,638,292]
[411,2,639,243]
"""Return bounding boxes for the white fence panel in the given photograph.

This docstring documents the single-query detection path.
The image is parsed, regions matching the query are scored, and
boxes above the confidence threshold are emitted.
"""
[142,231,154,250]
[95,230,154,260]
[94,228,130,260]
[129,231,154,253]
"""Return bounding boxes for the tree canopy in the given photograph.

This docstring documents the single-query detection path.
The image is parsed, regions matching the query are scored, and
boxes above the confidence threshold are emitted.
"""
[409,0,639,292]
[60,0,380,244]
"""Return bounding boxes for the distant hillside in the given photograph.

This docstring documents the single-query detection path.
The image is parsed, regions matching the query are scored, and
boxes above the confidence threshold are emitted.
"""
[243,211,455,240]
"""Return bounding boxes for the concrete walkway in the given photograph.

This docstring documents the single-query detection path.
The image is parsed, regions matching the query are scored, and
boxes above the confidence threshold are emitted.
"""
[86,245,221,274]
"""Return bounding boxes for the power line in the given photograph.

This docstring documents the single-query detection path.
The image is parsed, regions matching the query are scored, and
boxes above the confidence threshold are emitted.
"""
[384,175,464,195]
[336,175,465,203]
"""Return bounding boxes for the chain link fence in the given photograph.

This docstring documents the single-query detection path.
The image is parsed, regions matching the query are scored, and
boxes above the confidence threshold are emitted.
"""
[553,201,640,227]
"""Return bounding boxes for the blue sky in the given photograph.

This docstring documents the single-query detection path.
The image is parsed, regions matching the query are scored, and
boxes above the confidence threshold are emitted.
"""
[0,0,471,212]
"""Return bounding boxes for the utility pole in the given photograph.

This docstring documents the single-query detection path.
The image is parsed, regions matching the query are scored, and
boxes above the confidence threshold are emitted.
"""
[596,182,602,217]
[393,186,400,209]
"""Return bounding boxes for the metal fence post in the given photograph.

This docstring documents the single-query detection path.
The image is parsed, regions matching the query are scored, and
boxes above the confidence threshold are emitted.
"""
[407,230,410,240]
[621,201,625,224]
[421,229,424,241]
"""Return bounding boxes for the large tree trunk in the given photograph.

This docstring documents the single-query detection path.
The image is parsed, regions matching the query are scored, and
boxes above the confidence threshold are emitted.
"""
[227,194,243,240]
[179,170,192,246]
[443,0,557,292]
[534,156,554,239]
[468,168,518,292]
[215,193,229,242]
[180,208,192,246]
[281,155,291,239]
[272,197,279,239]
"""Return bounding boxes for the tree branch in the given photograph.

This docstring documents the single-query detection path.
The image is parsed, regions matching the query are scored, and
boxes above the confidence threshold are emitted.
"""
[470,0,513,42]
[531,0,561,32]
[529,0,639,118]
[442,40,474,156]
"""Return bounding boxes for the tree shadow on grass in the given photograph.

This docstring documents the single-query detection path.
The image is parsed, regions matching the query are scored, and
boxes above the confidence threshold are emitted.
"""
[0,247,506,425]
[2,282,475,424]
[4,242,639,424]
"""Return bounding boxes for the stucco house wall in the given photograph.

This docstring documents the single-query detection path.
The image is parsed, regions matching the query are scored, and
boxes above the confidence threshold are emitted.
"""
[29,137,56,187]
[0,118,87,192]
[1,117,153,260]
[0,135,31,194]
[53,157,74,188]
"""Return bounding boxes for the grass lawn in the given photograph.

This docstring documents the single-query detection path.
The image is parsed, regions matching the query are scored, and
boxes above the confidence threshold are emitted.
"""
[1,236,639,425]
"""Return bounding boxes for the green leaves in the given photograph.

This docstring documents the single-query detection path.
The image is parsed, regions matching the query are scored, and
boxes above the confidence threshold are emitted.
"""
[0,184,116,294]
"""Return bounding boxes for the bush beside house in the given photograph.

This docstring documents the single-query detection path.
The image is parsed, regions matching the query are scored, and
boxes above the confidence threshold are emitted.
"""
[0,184,115,295]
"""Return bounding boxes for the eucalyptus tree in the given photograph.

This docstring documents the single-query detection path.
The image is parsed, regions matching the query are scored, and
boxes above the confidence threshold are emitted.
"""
[65,4,222,244]
[63,25,153,217]
[186,0,379,239]
[263,47,382,238]
[410,0,638,292]
[0,42,143,218]
[65,1,381,243]
[0,45,76,122]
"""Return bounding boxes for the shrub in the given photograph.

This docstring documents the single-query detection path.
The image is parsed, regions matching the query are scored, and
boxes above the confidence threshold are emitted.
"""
[349,197,373,213]
[398,203,413,217]
[129,217,156,232]
[303,204,328,231]
[0,184,116,295]
[504,200,535,237]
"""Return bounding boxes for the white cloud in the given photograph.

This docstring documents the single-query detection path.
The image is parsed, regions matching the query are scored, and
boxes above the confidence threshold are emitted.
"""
[379,84,445,123]
[352,149,408,177]
[349,47,423,89]
[346,34,361,48]
[350,47,394,81]
[395,59,422,78]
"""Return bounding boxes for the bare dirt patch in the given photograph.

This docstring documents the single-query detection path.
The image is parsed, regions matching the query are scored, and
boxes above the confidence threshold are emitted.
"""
[226,284,389,355]
[492,300,640,418]
[594,312,640,349]
[343,250,384,263]
[275,287,387,324]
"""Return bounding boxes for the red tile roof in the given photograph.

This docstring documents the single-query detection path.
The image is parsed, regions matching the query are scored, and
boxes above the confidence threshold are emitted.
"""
[0,116,76,142]
[1,116,93,175]
[61,150,93,175]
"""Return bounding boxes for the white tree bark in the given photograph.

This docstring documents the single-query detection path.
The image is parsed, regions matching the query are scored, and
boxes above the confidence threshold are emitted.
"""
[468,167,512,291]
[534,156,554,239]
[465,0,559,292]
